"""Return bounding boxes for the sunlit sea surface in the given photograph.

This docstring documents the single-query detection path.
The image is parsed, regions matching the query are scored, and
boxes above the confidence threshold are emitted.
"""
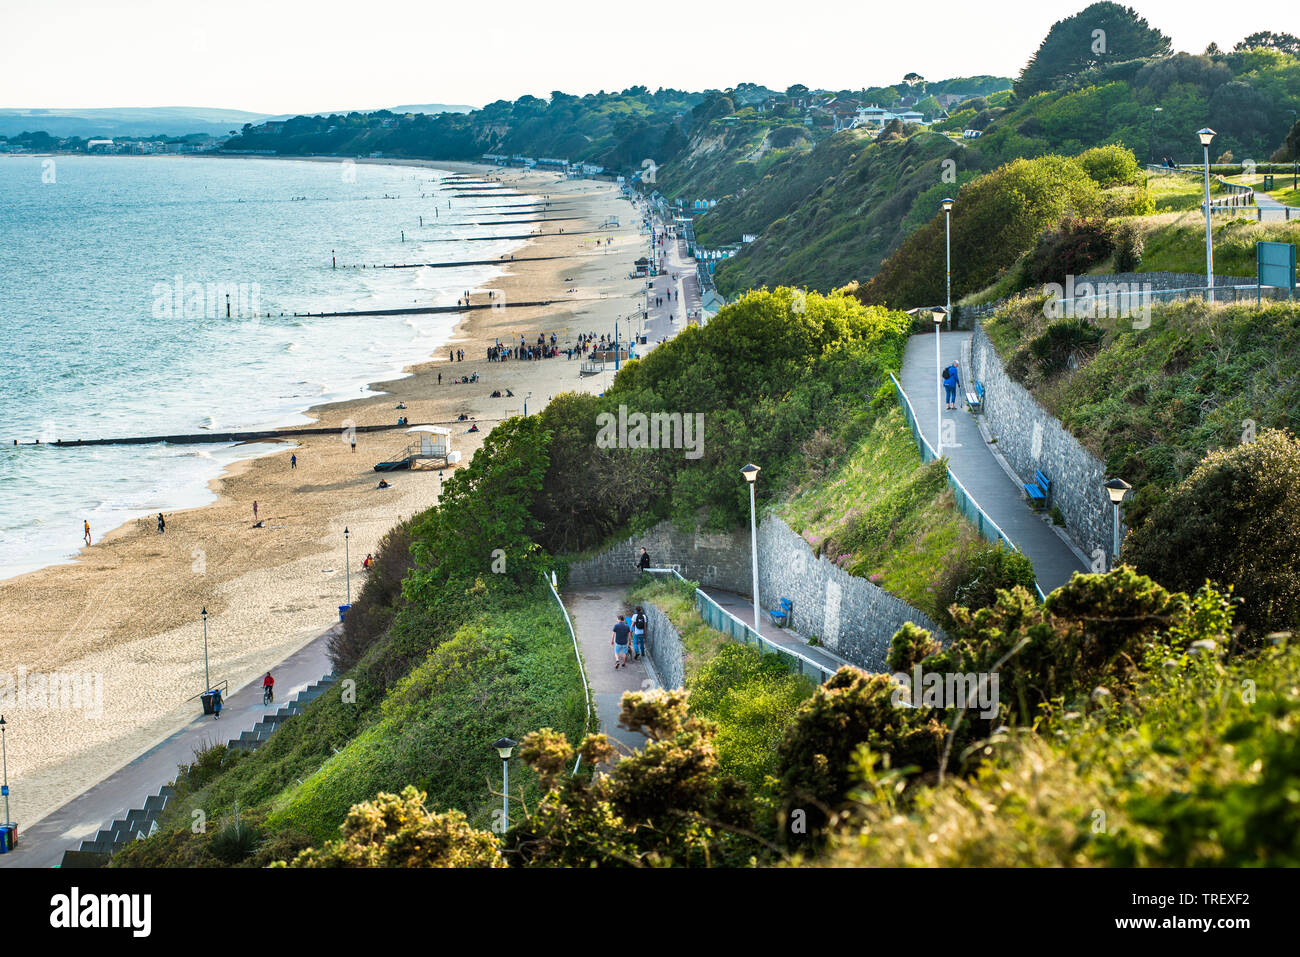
[0,155,529,579]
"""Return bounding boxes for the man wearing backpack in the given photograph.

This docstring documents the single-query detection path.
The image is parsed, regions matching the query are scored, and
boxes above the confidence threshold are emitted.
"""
[632,606,648,660]
[942,361,961,410]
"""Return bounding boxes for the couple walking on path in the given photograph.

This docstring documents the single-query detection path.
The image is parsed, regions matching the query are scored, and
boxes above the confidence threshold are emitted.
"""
[611,607,648,668]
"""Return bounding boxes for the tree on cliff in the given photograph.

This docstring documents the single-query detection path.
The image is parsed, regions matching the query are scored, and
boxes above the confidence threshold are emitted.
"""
[1015,2,1171,98]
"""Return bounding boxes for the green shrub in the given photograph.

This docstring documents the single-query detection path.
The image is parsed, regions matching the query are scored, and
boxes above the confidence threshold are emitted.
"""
[931,542,1038,630]
[776,668,947,840]
[209,806,261,864]
[1125,428,1300,634]
[1024,217,1116,286]
[1076,144,1143,187]
[1112,220,1144,270]
[860,153,1104,309]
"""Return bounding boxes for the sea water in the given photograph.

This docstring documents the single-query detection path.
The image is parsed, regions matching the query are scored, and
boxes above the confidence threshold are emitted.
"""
[0,154,531,580]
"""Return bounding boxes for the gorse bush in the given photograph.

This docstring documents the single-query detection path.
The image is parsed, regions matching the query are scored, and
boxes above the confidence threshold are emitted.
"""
[286,787,506,868]
[508,691,763,867]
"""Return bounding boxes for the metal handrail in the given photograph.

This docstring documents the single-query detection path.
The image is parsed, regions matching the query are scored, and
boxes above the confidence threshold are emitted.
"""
[642,568,837,683]
[546,571,592,774]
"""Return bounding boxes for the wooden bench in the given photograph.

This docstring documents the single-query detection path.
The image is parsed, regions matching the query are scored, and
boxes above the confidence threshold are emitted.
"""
[768,597,792,627]
[966,380,984,413]
[1025,469,1051,510]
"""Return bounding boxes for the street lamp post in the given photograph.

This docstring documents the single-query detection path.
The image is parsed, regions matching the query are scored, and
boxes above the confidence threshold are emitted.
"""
[1289,110,1299,190]
[741,464,761,632]
[942,198,953,331]
[939,199,954,459]
[1104,479,1132,570]
[344,527,351,605]
[524,392,532,416]
[934,310,944,458]
[1198,128,1217,302]
[201,606,210,692]
[493,737,516,831]
[1,715,11,832]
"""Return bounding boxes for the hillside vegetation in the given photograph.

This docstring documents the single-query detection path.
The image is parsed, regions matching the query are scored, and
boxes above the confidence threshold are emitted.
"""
[710,132,968,296]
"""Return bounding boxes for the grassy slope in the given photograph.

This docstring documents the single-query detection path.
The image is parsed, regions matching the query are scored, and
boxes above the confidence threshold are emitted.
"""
[116,591,588,861]
[710,131,965,296]
[778,405,974,620]
[1125,211,1300,276]
[658,118,818,203]
[982,298,1300,528]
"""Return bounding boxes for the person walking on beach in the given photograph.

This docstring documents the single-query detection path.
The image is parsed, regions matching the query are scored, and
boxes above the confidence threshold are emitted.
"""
[611,615,631,669]
[632,606,648,660]
[942,361,961,411]
[84,520,91,546]
[252,500,259,521]
[157,512,166,534]
[290,454,297,470]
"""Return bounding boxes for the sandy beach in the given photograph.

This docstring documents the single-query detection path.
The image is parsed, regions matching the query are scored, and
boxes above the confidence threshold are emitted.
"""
[0,163,653,825]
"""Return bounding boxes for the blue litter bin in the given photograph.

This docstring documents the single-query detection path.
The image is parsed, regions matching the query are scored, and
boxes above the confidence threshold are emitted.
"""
[0,823,16,853]
[339,603,351,622]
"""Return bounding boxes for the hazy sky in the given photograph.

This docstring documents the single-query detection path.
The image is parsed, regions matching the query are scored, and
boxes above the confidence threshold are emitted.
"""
[0,0,1275,115]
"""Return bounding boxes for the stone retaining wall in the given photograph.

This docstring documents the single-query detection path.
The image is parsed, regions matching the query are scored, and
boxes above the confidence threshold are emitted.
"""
[970,324,1115,569]
[564,517,941,673]
[756,516,941,672]
[564,522,751,592]
[643,603,685,690]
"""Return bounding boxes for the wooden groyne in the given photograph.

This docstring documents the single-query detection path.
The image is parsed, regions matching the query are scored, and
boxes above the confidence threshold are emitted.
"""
[294,298,575,318]
[338,255,562,270]
[23,418,506,450]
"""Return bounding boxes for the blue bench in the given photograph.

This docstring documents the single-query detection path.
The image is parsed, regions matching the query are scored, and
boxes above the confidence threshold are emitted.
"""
[1025,469,1051,510]
[768,597,792,627]
[966,380,984,413]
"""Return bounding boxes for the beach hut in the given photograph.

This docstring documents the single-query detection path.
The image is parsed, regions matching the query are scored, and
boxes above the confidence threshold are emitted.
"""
[406,425,452,467]
[374,425,453,472]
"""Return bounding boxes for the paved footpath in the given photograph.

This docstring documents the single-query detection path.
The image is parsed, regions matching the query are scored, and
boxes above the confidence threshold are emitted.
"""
[901,330,1088,594]
[701,587,848,677]
[564,586,655,756]
[0,624,335,869]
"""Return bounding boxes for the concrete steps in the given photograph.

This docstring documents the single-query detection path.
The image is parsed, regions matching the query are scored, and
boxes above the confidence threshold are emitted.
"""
[64,676,336,865]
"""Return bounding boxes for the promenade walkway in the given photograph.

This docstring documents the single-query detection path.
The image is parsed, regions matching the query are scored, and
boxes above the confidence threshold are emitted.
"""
[700,587,848,677]
[564,586,655,756]
[900,331,1088,594]
[0,624,335,869]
